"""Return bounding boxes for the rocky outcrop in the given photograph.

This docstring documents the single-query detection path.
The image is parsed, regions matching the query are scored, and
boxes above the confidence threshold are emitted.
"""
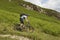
[19,1,42,12]
[20,3,33,10]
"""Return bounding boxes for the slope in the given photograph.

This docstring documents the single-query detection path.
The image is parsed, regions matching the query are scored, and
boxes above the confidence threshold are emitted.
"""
[0,0,60,40]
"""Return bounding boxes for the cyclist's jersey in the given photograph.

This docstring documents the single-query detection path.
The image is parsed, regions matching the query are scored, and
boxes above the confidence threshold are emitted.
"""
[21,15,27,19]
[20,14,28,19]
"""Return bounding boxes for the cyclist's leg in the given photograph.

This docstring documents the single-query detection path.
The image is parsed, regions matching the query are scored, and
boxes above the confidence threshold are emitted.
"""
[20,18,24,28]
[20,23,23,27]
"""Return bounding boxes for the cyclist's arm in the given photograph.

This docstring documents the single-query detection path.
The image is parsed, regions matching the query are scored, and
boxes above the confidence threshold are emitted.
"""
[25,17,29,22]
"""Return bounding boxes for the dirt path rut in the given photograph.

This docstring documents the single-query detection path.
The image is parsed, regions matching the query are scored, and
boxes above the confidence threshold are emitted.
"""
[0,34,32,40]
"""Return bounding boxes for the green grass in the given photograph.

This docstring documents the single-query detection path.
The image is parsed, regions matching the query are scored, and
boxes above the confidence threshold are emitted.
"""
[0,0,60,40]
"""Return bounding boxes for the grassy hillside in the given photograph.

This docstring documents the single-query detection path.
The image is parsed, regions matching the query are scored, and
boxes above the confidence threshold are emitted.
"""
[0,0,60,40]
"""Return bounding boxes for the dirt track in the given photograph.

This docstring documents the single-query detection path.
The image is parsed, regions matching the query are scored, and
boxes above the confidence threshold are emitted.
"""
[0,34,32,40]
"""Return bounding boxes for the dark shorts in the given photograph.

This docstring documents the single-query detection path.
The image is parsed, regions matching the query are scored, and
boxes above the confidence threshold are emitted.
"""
[20,18,24,24]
